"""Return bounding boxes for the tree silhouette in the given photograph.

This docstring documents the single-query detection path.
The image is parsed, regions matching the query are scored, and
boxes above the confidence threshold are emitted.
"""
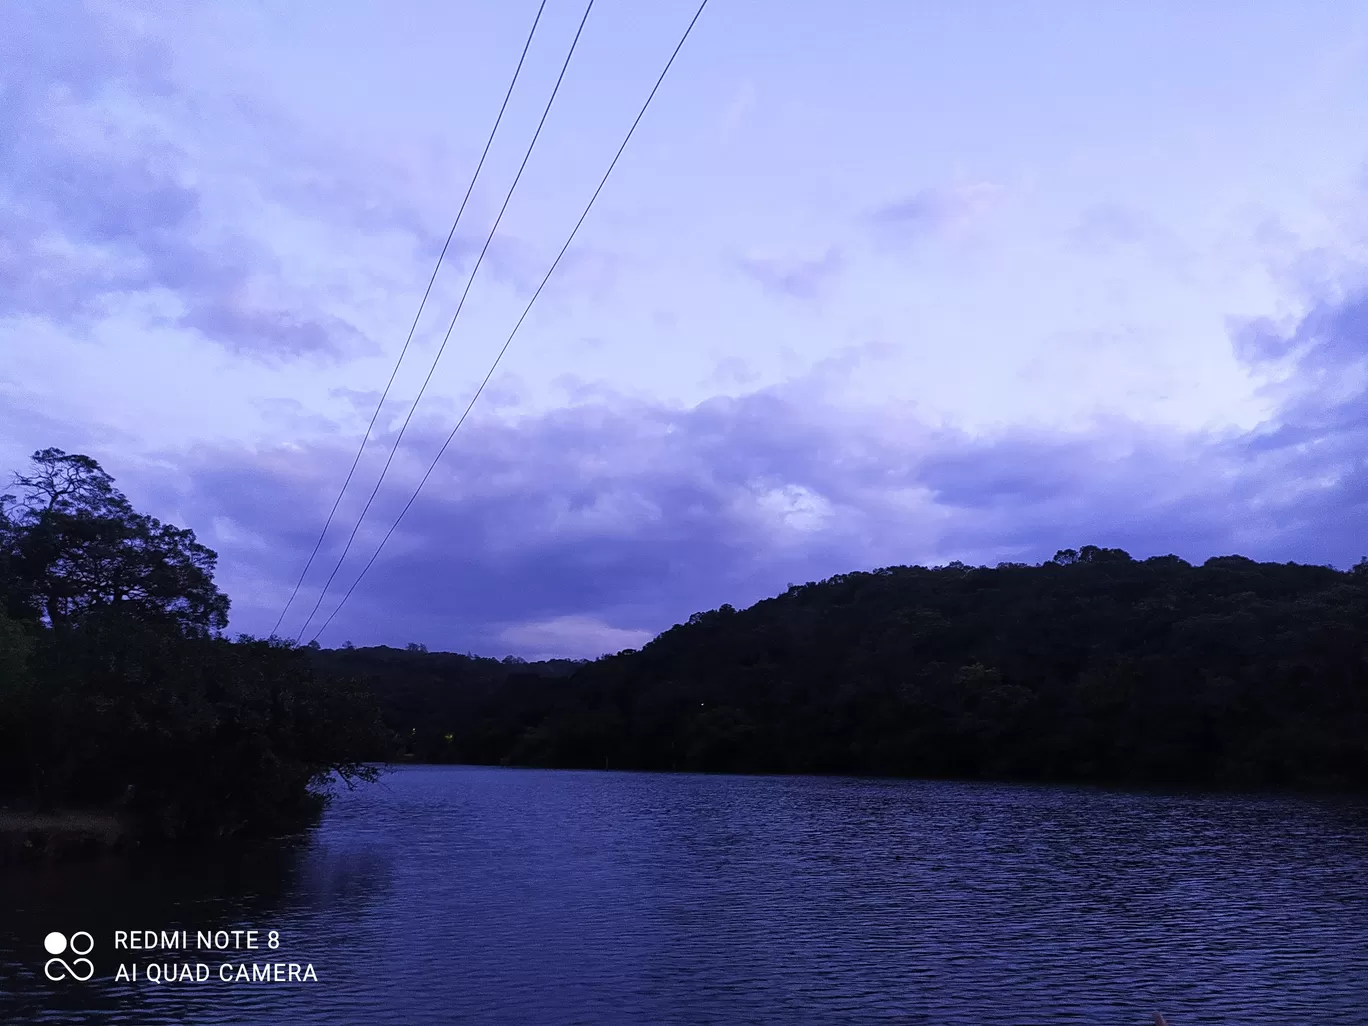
[1,448,228,632]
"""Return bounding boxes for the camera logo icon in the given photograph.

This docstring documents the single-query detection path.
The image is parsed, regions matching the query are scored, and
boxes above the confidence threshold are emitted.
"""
[43,931,94,982]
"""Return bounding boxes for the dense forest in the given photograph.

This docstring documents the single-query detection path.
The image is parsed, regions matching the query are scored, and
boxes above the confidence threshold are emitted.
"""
[0,449,391,842]
[321,546,1368,790]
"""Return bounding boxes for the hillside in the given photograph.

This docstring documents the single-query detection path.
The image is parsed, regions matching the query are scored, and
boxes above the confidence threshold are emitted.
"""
[324,546,1368,789]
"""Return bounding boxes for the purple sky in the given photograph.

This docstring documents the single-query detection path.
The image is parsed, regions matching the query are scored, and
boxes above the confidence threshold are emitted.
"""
[4,1,1368,657]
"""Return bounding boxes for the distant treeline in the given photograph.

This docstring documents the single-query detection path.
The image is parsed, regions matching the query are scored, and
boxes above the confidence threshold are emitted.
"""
[0,449,391,842]
[320,545,1368,790]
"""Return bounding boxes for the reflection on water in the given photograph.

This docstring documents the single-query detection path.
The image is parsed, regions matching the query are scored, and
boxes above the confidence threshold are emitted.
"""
[3,766,1367,1024]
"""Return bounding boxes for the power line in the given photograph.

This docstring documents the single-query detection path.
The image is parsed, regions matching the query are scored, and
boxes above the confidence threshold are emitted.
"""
[294,0,597,643]
[309,0,710,646]
[271,0,550,639]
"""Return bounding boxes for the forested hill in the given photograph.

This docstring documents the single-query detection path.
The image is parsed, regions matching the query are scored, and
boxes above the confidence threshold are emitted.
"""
[338,546,1368,789]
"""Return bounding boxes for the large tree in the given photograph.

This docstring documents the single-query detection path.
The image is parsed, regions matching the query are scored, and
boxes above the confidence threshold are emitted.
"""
[0,448,229,633]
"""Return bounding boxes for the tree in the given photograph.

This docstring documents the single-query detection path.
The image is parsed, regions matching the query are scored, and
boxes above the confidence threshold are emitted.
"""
[1077,545,1132,563]
[1,448,228,633]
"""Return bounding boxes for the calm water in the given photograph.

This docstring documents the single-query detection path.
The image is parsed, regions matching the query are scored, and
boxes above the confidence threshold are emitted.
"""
[2,766,1367,1024]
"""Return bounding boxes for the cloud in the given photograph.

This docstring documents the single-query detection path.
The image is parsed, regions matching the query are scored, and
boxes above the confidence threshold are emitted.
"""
[868,183,1000,241]
[1229,314,1299,366]
[1286,289,1368,377]
[499,616,653,661]
[718,80,757,142]
[705,357,760,389]
[114,264,1368,657]
[1065,203,1200,282]
[737,247,843,299]
[1069,203,1149,251]
[1227,282,1368,460]
[0,3,472,363]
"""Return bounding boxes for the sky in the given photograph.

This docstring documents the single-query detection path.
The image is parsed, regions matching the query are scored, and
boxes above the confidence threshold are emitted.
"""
[3,0,1368,658]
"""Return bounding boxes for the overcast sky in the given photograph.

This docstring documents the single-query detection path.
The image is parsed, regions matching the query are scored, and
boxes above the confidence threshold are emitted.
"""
[4,0,1368,657]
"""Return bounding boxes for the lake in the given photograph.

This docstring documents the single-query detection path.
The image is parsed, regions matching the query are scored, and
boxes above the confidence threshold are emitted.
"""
[2,765,1367,1024]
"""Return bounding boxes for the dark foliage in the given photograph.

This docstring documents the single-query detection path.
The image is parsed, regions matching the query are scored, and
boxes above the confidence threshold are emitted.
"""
[306,645,583,764]
[345,545,1368,790]
[0,450,391,841]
